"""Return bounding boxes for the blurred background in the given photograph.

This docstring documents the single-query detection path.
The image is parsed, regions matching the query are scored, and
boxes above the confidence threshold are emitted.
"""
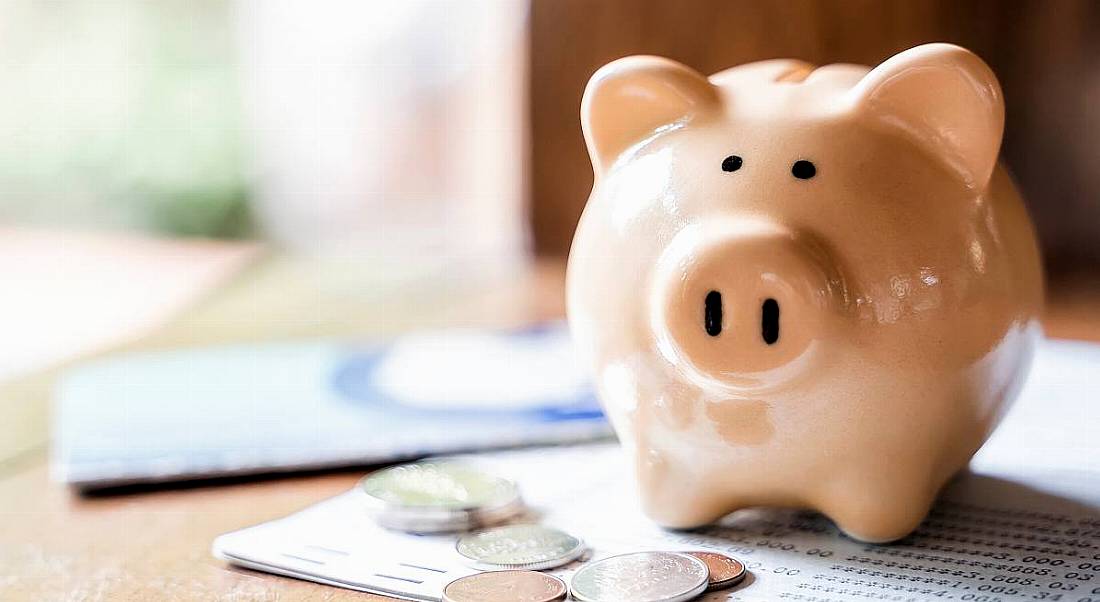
[0,0,527,254]
[2,0,1099,459]
[3,0,1098,269]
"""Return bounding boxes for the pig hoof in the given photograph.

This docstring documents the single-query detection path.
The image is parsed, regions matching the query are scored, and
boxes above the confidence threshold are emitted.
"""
[823,491,935,543]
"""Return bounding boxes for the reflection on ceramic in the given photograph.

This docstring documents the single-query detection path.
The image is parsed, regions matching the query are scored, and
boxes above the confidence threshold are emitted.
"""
[566,43,1043,542]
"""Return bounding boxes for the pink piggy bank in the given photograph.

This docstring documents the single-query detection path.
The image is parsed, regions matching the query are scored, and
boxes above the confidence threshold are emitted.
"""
[566,43,1043,542]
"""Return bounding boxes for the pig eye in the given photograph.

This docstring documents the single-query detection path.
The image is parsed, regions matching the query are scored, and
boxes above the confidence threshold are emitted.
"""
[721,155,743,172]
[791,159,816,179]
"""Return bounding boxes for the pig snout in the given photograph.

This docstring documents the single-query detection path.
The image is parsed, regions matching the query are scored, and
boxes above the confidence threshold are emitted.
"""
[650,217,843,387]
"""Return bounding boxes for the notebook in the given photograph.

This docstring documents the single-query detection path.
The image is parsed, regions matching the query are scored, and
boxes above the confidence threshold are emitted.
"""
[53,322,609,489]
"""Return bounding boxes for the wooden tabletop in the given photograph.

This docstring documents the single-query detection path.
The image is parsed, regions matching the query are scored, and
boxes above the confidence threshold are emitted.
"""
[0,232,567,600]
[0,230,1097,601]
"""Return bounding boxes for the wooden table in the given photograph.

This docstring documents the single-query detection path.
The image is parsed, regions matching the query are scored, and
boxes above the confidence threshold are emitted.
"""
[0,231,1096,600]
[0,231,567,600]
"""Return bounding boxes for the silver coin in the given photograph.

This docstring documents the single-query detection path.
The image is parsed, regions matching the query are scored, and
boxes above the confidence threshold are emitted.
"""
[443,570,568,602]
[373,496,526,534]
[359,462,519,511]
[457,524,586,570]
[358,462,523,533]
[569,551,709,602]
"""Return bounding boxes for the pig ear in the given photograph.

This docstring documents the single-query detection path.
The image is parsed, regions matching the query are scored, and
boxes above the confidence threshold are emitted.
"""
[850,43,1004,188]
[582,56,720,176]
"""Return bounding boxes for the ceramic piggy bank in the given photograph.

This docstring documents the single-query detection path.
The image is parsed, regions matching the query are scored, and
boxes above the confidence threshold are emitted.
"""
[566,43,1043,542]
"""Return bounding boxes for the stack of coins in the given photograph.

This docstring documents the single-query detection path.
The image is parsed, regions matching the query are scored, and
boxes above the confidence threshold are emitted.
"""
[456,524,586,571]
[442,549,747,602]
[358,462,524,533]
[363,461,752,600]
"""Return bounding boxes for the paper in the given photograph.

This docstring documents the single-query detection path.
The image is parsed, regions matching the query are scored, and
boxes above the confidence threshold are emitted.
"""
[214,339,1100,601]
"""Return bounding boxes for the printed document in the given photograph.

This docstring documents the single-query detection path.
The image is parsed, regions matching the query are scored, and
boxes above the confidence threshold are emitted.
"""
[214,339,1100,601]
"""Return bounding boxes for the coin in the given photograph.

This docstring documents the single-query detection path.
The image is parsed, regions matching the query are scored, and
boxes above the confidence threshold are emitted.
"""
[358,462,523,533]
[456,524,586,570]
[569,551,709,602]
[442,570,568,602]
[364,491,525,534]
[685,551,746,590]
[360,462,518,510]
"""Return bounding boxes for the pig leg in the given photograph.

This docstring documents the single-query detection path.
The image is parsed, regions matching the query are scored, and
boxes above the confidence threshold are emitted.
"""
[815,473,938,543]
[631,446,731,529]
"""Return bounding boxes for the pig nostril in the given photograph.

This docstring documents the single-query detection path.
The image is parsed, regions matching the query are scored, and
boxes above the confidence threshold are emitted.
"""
[704,290,723,337]
[761,298,780,344]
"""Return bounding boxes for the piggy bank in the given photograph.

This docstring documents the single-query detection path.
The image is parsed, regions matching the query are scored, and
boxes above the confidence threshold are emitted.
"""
[566,43,1043,542]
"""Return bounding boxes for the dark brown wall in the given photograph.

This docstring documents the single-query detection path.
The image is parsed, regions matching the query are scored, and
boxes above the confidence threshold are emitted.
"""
[528,0,1100,280]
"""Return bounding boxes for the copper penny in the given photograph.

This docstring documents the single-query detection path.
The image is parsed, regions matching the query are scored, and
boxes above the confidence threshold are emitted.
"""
[685,551,747,590]
[443,570,568,602]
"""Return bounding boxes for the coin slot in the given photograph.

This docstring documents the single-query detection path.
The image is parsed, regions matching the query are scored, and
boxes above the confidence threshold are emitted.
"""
[761,298,779,344]
[705,290,723,337]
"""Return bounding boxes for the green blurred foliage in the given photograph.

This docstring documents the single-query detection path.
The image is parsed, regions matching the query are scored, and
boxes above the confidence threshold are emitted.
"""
[0,0,253,238]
